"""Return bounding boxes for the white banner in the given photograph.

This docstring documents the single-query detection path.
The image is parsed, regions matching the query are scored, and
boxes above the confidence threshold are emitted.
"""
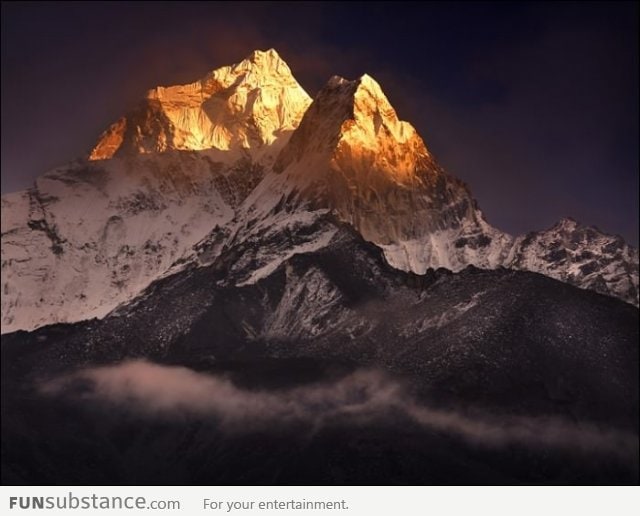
[1,486,639,516]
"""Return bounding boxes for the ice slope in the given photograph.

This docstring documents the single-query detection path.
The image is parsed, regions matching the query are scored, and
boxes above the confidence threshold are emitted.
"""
[1,153,235,333]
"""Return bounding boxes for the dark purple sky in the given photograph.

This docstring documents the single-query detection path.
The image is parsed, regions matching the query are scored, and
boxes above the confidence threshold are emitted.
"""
[2,2,638,244]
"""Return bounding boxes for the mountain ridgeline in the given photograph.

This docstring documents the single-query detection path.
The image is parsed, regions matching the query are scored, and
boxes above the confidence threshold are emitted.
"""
[1,50,638,334]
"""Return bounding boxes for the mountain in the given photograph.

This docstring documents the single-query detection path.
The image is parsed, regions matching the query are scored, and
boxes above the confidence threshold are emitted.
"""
[508,217,639,304]
[1,47,638,334]
[1,48,638,485]
[256,73,513,272]
[1,50,312,333]
[254,73,637,303]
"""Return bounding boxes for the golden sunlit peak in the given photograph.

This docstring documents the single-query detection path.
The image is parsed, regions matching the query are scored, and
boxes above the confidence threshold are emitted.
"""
[324,73,387,101]
[356,74,389,100]
[89,48,311,160]
[358,73,378,86]
[241,48,289,72]
[248,48,282,60]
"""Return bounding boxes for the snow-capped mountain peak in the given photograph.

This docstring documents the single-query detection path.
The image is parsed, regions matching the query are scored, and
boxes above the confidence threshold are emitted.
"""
[89,49,311,160]
[342,73,430,183]
[259,73,512,275]
[275,72,431,185]
[508,217,638,304]
[2,49,637,335]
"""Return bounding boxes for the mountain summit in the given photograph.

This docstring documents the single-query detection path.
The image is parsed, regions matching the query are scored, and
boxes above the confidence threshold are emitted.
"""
[1,49,637,333]
[275,73,431,182]
[89,49,311,160]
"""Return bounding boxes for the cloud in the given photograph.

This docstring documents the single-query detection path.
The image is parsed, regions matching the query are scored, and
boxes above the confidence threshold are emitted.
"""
[41,360,403,426]
[41,360,638,462]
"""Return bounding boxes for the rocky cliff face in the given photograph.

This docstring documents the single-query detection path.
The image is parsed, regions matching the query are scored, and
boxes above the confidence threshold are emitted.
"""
[507,217,638,304]
[1,49,637,333]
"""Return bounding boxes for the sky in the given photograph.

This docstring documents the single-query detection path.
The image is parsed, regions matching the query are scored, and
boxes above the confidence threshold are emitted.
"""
[1,2,638,244]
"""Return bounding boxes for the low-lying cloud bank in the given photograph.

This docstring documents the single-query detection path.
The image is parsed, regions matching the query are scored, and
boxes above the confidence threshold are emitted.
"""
[42,360,638,462]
